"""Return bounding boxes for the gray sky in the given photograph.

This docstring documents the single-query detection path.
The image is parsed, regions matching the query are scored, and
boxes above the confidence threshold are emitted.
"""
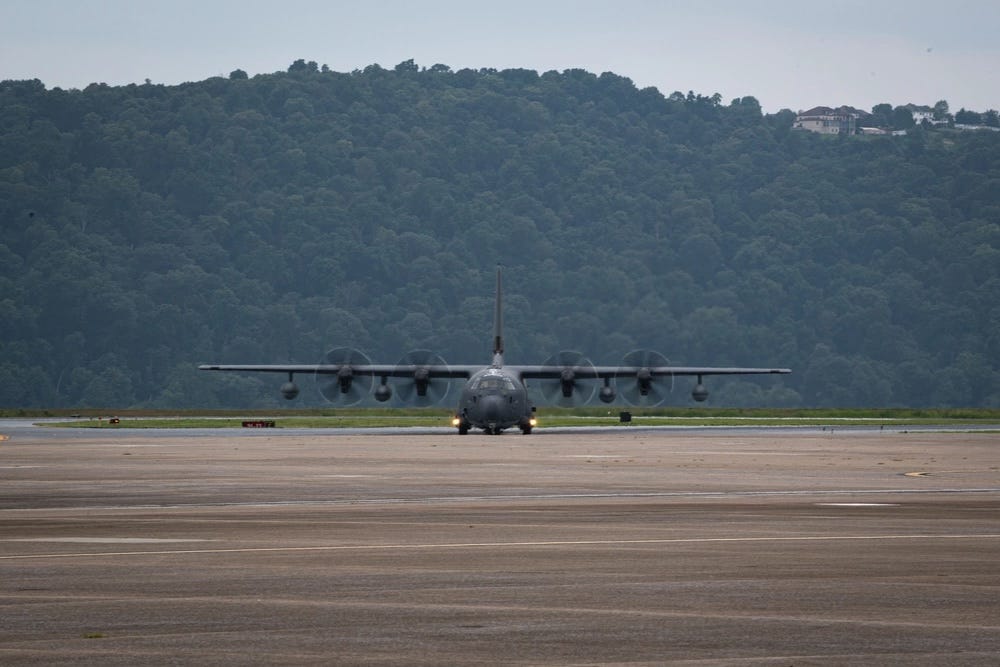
[2,0,998,113]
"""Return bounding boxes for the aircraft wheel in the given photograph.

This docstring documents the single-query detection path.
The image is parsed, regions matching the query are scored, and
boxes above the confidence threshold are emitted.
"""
[521,425,532,435]
[458,424,469,435]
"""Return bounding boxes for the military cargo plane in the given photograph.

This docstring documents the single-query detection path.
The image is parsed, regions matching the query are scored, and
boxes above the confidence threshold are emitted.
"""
[200,267,790,434]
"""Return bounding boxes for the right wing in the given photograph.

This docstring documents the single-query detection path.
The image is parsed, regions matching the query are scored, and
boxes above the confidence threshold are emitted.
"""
[199,364,476,379]
[199,363,479,404]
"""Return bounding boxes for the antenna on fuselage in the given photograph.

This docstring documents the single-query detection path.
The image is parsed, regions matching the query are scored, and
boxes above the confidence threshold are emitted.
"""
[492,264,504,367]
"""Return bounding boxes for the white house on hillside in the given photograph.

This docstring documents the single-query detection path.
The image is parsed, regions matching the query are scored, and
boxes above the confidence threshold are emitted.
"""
[793,106,871,135]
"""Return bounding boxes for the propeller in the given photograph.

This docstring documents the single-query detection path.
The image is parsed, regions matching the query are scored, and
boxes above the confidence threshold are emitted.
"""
[539,350,597,407]
[615,349,674,407]
[393,349,451,406]
[315,347,374,406]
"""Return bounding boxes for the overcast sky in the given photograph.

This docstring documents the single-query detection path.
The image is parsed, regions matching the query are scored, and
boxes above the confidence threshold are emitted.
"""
[2,0,998,113]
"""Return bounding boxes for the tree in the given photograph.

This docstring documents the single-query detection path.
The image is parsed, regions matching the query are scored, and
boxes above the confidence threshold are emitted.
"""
[955,108,982,125]
[933,99,950,121]
[871,103,893,127]
[287,59,317,74]
[892,106,915,130]
[1,63,997,408]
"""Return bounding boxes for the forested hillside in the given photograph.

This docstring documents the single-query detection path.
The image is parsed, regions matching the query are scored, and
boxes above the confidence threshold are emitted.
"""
[2,60,998,408]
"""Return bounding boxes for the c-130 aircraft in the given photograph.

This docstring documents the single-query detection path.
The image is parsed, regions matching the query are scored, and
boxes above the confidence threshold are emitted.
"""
[200,267,790,434]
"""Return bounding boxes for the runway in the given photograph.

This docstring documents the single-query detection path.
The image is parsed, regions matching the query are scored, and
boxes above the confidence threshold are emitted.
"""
[1,424,998,664]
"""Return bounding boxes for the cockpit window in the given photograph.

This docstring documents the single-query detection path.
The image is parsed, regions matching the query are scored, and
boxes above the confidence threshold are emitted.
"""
[475,376,516,391]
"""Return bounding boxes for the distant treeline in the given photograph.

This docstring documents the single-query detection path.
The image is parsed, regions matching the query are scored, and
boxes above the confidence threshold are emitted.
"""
[1,60,997,408]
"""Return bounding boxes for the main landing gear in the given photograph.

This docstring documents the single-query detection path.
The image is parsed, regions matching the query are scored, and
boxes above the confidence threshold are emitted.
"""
[452,419,534,435]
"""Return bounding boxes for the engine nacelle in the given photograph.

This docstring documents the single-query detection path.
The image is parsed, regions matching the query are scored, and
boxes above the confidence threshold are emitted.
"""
[337,367,354,393]
[615,350,672,407]
[539,351,597,406]
[560,369,575,398]
[692,383,709,402]
[316,347,374,407]
[414,368,431,397]
[280,381,300,400]
[394,350,451,406]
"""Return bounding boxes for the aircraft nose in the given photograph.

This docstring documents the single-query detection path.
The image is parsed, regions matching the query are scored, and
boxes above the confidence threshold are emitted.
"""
[482,394,503,422]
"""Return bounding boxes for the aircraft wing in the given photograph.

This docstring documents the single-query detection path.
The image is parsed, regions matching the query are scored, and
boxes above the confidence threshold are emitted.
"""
[515,364,790,404]
[200,362,477,405]
[514,365,790,380]
[198,364,477,379]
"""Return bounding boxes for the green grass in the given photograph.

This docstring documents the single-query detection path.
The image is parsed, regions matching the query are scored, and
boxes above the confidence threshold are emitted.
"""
[19,406,1000,429]
[47,415,453,429]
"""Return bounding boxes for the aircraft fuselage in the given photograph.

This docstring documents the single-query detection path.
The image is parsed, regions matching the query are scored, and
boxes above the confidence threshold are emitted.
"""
[454,367,535,435]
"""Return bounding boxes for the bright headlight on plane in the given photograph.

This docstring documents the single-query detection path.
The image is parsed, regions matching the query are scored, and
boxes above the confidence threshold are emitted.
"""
[529,417,538,427]
[451,417,461,427]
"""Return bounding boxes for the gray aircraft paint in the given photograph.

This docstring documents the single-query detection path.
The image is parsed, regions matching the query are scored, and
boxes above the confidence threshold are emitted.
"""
[200,267,790,434]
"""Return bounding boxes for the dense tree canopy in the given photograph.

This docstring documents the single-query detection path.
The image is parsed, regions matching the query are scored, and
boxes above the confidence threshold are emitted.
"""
[1,62,998,408]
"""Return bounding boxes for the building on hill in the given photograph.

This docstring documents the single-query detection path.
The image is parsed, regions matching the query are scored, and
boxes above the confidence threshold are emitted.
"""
[904,103,951,126]
[793,106,871,135]
[906,104,935,124]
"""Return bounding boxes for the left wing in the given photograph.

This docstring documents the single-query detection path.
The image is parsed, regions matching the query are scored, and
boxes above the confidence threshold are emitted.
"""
[513,364,791,404]
[515,365,791,380]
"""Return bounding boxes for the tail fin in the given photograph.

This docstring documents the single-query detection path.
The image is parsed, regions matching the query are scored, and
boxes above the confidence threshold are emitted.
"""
[492,265,503,366]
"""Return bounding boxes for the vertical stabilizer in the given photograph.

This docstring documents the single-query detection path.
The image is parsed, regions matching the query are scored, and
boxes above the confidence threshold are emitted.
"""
[492,265,504,366]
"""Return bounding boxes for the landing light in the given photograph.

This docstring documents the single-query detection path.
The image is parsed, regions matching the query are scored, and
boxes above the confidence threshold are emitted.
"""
[529,417,538,427]
[451,417,461,427]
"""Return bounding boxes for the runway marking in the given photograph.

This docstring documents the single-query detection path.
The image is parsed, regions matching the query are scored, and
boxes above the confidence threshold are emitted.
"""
[815,503,899,508]
[6,537,210,544]
[3,486,998,513]
[2,533,998,561]
[904,471,969,477]
[644,450,820,456]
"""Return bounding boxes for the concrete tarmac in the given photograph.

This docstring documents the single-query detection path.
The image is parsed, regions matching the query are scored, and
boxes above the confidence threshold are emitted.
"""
[1,424,998,665]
